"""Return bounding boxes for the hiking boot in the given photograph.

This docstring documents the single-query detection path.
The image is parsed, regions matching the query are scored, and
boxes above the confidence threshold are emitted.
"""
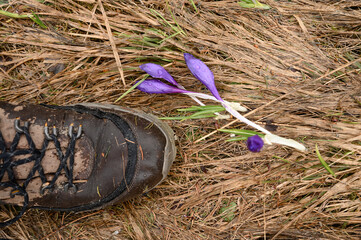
[0,101,176,228]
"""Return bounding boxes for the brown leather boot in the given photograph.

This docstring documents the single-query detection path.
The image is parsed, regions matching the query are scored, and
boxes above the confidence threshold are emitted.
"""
[0,102,176,228]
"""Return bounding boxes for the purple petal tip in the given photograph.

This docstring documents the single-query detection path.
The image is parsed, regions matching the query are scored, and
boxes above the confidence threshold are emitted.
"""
[183,53,194,60]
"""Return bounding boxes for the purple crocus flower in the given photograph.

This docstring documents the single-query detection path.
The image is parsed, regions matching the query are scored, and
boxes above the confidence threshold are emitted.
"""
[183,53,222,101]
[246,135,264,152]
[139,63,180,87]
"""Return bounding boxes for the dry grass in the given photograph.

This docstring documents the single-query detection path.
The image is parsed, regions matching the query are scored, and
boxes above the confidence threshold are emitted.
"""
[1,0,361,239]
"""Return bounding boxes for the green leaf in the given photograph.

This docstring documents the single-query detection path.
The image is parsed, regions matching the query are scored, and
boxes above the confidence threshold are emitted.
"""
[189,0,198,13]
[0,10,29,18]
[160,105,225,120]
[160,105,227,121]
[159,113,217,120]
[159,116,189,120]
[238,0,271,9]
[219,129,264,142]
[30,13,47,29]
[225,136,248,142]
[186,109,221,117]
[0,10,47,29]
[218,129,264,137]
[183,112,217,120]
[177,105,225,112]
[114,75,148,103]
[315,144,336,177]
[219,202,237,222]
[273,155,290,164]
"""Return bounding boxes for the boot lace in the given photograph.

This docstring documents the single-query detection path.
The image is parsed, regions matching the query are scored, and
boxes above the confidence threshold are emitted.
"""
[0,119,82,228]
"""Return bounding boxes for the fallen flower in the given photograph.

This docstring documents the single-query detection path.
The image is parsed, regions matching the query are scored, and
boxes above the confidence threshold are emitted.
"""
[136,53,306,152]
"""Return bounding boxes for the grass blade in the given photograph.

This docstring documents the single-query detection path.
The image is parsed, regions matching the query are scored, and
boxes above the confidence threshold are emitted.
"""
[177,105,225,112]
[114,75,148,103]
[238,0,271,9]
[189,0,198,13]
[159,116,189,120]
[0,9,30,18]
[30,13,47,29]
[218,129,264,137]
[225,136,248,141]
[0,10,47,28]
[159,113,216,120]
[315,144,335,177]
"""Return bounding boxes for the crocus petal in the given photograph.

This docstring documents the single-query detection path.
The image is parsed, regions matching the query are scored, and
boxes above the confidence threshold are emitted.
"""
[247,135,264,152]
[184,53,222,101]
[136,79,189,94]
[139,63,179,86]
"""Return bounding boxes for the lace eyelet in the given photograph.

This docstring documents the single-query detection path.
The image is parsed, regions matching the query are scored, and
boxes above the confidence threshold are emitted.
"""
[40,183,54,195]
[68,123,82,139]
[14,118,29,133]
[64,182,77,194]
[44,123,58,140]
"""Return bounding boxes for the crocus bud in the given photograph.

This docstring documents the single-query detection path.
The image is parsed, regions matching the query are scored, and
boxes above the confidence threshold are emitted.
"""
[184,53,222,101]
[136,79,189,94]
[139,63,179,87]
[247,135,264,152]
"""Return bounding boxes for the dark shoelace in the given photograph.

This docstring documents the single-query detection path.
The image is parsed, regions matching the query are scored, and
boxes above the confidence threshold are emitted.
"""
[0,119,82,228]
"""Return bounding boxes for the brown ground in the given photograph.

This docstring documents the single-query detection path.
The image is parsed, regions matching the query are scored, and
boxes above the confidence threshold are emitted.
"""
[0,0,361,239]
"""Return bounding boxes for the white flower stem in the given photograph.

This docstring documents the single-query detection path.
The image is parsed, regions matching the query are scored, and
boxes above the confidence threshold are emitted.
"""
[178,86,205,106]
[185,92,306,152]
[180,86,229,117]
[186,92,246,111]
[222,102,272,135]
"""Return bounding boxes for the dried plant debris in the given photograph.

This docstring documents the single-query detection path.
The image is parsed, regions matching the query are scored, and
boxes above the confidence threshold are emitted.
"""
[1,0,361,239]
